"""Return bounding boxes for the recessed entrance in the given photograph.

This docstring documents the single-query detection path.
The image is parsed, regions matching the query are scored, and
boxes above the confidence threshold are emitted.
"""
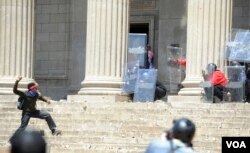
[130,23,149,44]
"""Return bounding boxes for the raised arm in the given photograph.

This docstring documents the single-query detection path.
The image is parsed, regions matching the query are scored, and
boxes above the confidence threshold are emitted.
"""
[13,76,25,97]
[202,70,209,81]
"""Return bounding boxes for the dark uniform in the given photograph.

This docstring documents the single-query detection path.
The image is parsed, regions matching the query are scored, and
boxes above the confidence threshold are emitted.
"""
[145,118,196,153]
[145,139,195,153]
[13,80,60,135]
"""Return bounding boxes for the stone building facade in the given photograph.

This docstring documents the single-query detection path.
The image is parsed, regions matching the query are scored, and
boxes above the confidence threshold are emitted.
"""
[0,0,250,100]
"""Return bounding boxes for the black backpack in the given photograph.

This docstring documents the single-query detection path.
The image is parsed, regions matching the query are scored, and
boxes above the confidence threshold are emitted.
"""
[17,96,25,110]
[17,91,28,110]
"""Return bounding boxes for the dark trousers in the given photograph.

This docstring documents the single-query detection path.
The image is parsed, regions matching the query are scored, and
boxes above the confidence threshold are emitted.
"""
[17,110,57,132]
[245,80,250,101]
[204,85,225,101]
[154,87,167,100]
[213,85,225,101]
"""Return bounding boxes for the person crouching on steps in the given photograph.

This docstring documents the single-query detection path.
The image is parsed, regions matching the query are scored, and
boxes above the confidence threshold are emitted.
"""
[13,76,62,136]
[202,63,228,102]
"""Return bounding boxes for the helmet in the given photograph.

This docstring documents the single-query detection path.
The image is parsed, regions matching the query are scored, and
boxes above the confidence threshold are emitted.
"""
[207,63,217,74]
[231,61,240,66]
[172,118,196,144]
[10,128,46,153]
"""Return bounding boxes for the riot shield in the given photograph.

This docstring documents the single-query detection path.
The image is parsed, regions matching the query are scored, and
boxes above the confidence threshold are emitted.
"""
[128,33,147,68]
[133,69,157,102]
[226,66,246,102]
[225,28,249,102]
[226,29,250,62]
[200,81,214,103]
[121,62,139,94]
[166,46,186,94]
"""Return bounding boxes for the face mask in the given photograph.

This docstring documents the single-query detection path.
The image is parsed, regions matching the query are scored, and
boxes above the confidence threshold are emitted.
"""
[28,90,38,97]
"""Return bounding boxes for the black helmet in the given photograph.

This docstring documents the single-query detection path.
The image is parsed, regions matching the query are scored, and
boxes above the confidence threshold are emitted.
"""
[231,61,240,66]
[172,118,196,144]
[207,63,217,74]
[10,129,46,153]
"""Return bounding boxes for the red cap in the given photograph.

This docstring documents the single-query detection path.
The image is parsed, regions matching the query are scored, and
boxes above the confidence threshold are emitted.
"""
[27,82,38,90]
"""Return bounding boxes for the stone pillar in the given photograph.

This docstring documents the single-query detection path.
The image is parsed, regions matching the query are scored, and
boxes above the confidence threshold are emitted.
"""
[179,0,232,95]
[78,0,129,97]
[0,0,35,94]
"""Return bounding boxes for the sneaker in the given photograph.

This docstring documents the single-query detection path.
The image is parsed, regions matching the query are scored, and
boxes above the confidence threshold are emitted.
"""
[52,129,62,136]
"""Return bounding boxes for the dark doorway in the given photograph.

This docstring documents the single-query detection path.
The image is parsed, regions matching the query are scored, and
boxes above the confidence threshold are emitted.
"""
[129,23,150,68]
[130,23,149,44]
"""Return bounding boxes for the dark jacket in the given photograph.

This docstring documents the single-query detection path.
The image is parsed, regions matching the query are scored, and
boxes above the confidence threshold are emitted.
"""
[13,80,48,112]
[145,139,195,153]
[155,81,167,100]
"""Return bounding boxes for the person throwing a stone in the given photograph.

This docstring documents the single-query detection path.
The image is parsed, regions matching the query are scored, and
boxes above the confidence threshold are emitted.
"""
[13,76,62,136]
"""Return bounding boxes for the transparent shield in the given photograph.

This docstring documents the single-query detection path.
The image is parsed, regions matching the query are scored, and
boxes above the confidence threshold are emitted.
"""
[226,66,245,102]
[225,29,249,102]
[121,62,139,94]
[133,69,158,102]
[200,81,214,103]
[128,33,147,68]
[226,29,250,62]
[166,46,186,94]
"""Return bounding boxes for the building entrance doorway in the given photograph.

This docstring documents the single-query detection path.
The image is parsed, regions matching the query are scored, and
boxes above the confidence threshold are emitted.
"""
[130,23,149,44]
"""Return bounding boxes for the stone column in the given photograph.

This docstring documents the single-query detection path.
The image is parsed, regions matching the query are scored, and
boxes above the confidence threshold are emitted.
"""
[0,0,35,94]
[178,0,232,95]
[78,0,129,96]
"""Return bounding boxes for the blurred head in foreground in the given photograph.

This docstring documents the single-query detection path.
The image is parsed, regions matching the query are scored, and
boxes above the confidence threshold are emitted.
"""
[145,117,196,153]
[10,128,46,153]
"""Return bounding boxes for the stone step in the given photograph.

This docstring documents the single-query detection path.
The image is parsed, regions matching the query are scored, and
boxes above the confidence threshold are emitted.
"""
[1,115,250,128]
[3,100,250,115]
[1,112,250,131]
[47,143,147,153]
[0,113,222,122]
[1,124,246,137]
[0,137,220,153]
[0,129,160,138]
[2,95,250,153]
[0,135,151,145]
[0,112,173,123]
[3,105,250,119]
[0,130,245,146]
[0,95,18,102]
[3,102,250,116]
[0,147,8,153]
[0,123,166,133]
[0,134,223,146]
[0,121,165,131]
[0,117,166,124]
[0,145,146,153]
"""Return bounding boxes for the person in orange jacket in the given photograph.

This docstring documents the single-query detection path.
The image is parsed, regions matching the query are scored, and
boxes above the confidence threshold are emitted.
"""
[202,63,228,102]
[175,59,187,68]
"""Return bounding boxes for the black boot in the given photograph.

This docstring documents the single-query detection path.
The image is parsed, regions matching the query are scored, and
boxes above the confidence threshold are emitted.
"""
[52,128,62,136]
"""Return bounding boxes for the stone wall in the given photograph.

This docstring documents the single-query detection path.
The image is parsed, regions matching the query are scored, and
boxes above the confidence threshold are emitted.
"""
[157,0,188,92]
[33,0,250,99]
[35,0,70,99]
[68,0,87,94]
[35,0,87,100]
[130,0,160,66]
[232,0,250,29]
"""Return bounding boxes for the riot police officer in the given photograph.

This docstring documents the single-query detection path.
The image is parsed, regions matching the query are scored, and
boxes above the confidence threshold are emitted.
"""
[145,118,196,153]
[202,63,227,102]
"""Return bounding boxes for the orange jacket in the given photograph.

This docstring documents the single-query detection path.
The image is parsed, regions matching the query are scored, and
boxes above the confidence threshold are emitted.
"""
[176,59,186,67]
[209,70,227,87]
